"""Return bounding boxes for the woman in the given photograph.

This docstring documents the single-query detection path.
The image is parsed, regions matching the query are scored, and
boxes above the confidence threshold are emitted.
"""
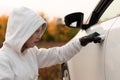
[0,7,101,80]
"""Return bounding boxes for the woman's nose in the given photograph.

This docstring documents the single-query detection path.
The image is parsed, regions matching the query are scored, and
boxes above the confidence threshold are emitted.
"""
[36,34,41,39]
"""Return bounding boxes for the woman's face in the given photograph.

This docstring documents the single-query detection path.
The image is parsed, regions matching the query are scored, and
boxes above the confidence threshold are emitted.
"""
[24,24,46,49]
[21,23,46,52]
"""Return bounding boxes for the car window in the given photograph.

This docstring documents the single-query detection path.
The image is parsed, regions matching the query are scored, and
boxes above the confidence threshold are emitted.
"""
[99,0,120,22]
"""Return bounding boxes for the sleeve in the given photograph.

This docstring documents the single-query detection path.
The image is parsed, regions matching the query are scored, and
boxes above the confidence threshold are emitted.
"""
[0,55,14,80]
[36,38,82,68]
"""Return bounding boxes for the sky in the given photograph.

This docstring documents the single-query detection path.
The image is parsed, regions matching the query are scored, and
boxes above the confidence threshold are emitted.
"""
[0,0,100,20]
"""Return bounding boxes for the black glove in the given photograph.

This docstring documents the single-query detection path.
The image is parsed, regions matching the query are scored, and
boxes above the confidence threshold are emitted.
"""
[79,32,101,46]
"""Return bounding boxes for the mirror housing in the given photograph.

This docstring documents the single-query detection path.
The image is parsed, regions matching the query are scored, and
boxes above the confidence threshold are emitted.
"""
[64,12,84,29]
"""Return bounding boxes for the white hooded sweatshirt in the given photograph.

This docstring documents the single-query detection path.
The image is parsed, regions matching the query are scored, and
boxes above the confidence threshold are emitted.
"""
[0,7,82,80]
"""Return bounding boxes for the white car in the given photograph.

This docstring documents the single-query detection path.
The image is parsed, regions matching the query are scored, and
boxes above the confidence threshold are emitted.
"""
[61,0,120,80]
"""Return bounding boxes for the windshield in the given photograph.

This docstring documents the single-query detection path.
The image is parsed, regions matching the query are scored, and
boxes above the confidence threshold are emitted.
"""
[99,0,120,22]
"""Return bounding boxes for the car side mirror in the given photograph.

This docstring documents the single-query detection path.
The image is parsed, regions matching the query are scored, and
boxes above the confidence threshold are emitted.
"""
[64,12,84,28]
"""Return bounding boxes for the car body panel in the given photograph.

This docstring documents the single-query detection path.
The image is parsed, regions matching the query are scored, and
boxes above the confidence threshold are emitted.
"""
[67,16,119,80]
[105,16,120,80]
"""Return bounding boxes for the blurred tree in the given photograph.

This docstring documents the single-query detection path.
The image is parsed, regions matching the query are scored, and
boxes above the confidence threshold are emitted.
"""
[41,17,79,42]
[0,15,8,46]
[39,64,61,80]
[56,18,79,42]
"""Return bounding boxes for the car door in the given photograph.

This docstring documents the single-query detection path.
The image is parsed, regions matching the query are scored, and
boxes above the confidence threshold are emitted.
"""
[62,0,120,80]
[67,16,118,80]
[104,16,120,80]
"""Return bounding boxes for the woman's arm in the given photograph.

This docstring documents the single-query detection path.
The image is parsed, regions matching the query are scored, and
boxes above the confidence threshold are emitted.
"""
[36,38,81,68]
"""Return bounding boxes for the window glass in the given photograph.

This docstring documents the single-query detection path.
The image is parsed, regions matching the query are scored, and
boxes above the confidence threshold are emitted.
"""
[99,0,120,22]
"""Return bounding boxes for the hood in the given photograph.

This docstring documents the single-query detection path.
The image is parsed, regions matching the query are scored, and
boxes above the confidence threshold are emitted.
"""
[3,7,46,53]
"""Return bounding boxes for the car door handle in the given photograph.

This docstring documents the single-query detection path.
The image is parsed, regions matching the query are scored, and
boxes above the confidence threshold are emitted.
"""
[94,35,105,43]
